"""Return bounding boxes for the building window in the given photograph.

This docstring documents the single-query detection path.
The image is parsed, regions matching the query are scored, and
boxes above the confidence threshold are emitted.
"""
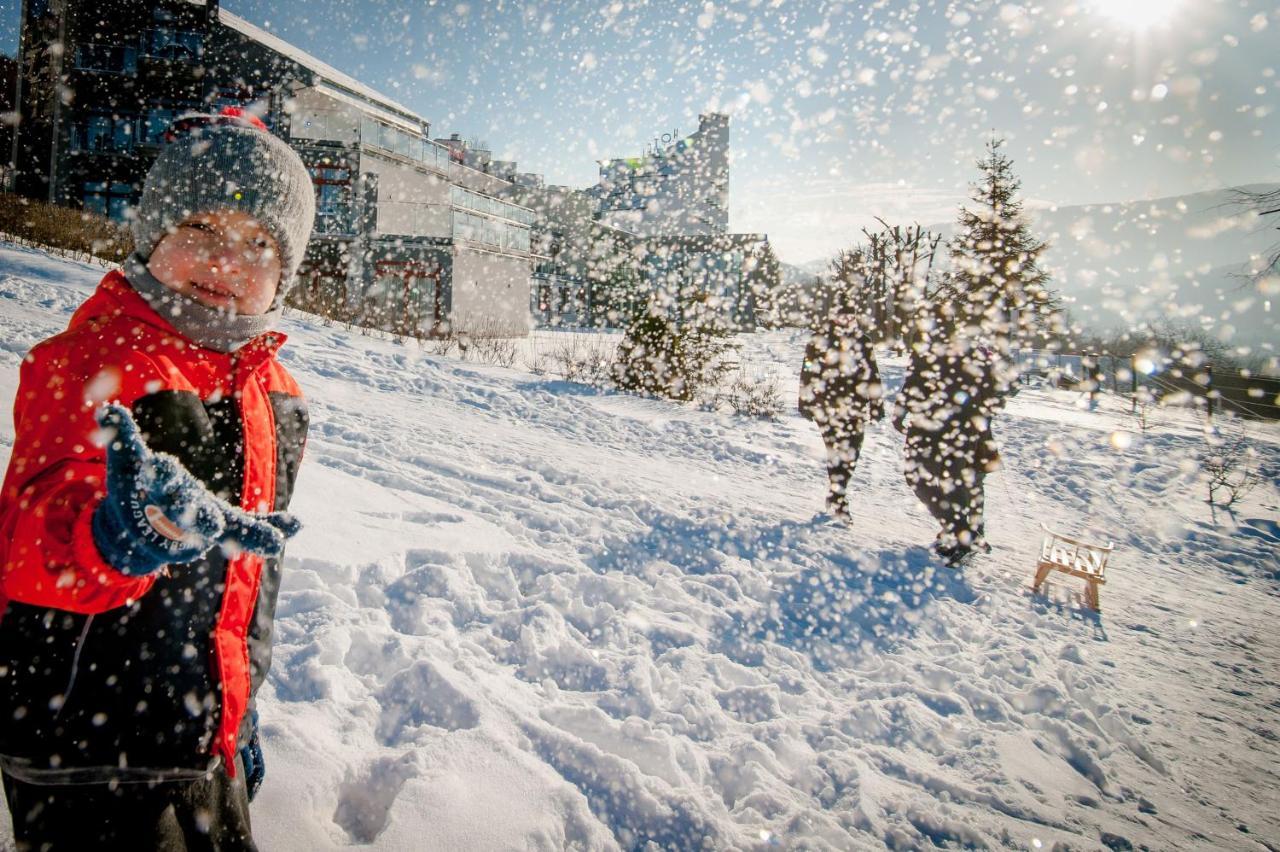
[141,108,181,145]
[74,43,137,75]
[71,114,136,154]
[365,262,443,337]
[143,28,203,61]
[83,182,134,222]
[308,163,354,235]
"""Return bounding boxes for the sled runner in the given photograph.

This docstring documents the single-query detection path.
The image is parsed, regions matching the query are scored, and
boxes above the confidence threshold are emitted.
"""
[1032,524,1114,611]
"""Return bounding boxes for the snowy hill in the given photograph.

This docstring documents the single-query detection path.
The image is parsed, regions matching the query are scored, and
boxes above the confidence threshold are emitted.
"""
[1,242,1278,850]
[780,259,826,287]
[789,184,1279,349]
[1020,184,1278,349]
[946,184,1280,349]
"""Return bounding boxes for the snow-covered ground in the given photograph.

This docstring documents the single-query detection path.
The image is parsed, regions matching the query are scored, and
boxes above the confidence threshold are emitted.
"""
[1,241,1278,850]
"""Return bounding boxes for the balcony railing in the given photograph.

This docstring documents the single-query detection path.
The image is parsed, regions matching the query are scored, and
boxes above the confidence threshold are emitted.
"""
[140,29,203,62]
[73,44,138,75]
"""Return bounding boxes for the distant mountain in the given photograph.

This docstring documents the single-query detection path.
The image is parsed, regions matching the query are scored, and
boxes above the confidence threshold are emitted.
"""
[779,260,824,287]
[772,184,1278,345]
[933,183,1279,348]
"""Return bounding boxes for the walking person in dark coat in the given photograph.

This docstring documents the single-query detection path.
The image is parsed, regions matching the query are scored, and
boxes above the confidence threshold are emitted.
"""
[799,313,885,519]
[893,329,1006,564]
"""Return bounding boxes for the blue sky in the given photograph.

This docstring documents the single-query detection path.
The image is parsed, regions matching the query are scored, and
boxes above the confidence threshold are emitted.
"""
[3,0,1279,263]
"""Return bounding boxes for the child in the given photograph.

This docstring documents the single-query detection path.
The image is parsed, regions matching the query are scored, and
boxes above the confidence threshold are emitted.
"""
[798,311,885,519]
[0,107,316,849]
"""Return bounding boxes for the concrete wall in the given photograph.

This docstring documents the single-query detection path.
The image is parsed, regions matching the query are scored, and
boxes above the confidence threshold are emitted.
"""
[362,154,452,239]
[290,88,361,145]
[450,247,532,336]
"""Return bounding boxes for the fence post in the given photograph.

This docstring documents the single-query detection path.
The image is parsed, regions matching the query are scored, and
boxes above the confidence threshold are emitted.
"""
[1131,355,1139,413]
[1205,364,1214,421]
[1084,351,1100,408]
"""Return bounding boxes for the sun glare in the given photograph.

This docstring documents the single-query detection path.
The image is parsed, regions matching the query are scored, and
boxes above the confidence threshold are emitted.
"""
[1091,0,1184,30]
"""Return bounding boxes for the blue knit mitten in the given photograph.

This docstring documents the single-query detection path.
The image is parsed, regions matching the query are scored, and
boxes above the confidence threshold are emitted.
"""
[239,710,265,801]
[91,404,301,576]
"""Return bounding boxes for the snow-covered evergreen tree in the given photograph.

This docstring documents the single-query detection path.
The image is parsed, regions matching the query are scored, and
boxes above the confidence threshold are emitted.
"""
[612,290,737,402]
[947,138,1059,349]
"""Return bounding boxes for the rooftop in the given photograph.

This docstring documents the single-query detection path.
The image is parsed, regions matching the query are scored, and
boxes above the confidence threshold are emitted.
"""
[218,9,427,131]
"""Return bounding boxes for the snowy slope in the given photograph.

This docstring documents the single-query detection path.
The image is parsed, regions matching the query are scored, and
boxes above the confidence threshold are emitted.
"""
[1,242,1278,851]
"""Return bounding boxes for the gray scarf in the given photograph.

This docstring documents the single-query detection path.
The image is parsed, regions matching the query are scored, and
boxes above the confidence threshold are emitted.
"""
[123,255,282,353]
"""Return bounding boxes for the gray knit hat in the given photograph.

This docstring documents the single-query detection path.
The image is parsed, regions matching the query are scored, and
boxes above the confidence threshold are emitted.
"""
[131,110,316,303]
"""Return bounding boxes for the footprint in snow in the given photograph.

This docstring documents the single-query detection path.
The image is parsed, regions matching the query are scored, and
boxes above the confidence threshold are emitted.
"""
[332,753,419,844]
[375,660,480,745]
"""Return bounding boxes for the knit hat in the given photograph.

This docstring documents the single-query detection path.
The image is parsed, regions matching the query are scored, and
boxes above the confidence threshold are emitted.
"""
[131,107,316,304]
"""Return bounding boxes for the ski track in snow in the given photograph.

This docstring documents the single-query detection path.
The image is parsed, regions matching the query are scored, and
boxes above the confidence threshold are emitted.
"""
[1,241,1278,851]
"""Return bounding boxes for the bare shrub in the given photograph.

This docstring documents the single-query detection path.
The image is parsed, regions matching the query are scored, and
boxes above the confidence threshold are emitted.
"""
[470,335,519,367]
[548,337,617,386]
[427,332,457,357]
[453,313,526,339]
[0,194,133,264]
[700,369,784,420]
[1202,423,1262,507]
[1131,386,1161,435]
[524,347,553,375]
[441,315,522,366]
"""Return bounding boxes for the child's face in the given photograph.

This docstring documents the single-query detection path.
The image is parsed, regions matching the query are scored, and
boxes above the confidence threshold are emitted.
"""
[147,210,282,315]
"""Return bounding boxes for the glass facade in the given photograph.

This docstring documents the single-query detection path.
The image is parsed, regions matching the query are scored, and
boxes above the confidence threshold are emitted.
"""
[364,263,443,337]
[70,114,136,154]
[450,186,532,253]
[141,108,181,145]
[83,182,134,222]
[531,273,591,327]
[452,210,531,253]
[642,246,748,324]
[74,44,137,75]
[450,185,535,225]
[70,110,188,151]
[359,117,448,171]
[310,163,356,235]
[143,28,203,61]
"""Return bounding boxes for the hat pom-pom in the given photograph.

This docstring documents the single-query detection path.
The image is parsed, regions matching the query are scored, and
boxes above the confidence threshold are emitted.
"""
[218,106,269,132]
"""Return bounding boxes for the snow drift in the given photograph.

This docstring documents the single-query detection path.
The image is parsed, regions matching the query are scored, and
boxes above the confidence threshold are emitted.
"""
[1,242,1277,850]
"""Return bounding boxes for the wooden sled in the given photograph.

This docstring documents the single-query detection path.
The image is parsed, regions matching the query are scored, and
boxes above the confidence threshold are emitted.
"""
[1032,524,1114,612]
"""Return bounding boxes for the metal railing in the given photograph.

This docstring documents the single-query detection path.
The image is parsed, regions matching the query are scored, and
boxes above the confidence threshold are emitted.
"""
[1010,348,1280,420]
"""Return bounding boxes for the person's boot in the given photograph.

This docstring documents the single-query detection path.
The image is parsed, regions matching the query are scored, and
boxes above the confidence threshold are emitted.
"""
[933,533,972,566]
[825,496,852,521]
[935,543,973,567]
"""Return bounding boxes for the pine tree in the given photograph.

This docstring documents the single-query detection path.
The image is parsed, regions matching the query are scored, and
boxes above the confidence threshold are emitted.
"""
[612,304,688,398]
[612,291,738,402]
[948,137,1059,348]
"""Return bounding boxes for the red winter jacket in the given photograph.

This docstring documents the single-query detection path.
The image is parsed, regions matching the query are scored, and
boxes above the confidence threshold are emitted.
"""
[0,270,308,780]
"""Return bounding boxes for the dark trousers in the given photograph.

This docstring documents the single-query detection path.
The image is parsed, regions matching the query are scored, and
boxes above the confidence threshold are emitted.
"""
[819,422,866,512]
[908,464,987,549]
[2,763,256,852]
